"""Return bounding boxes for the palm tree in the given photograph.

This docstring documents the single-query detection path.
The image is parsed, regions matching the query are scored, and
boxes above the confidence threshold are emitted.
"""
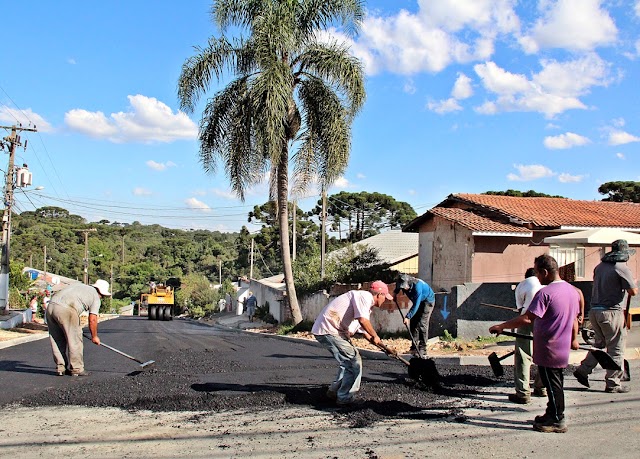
[178,0,366,323]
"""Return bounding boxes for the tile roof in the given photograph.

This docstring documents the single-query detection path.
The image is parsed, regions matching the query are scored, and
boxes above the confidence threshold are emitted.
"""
[329,230,418,264]
[429,207,531,234]
[452,194,640,228]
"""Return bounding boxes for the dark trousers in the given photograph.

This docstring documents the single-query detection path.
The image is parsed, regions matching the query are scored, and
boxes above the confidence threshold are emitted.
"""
[409,301,434,350]
[538,366,565,421]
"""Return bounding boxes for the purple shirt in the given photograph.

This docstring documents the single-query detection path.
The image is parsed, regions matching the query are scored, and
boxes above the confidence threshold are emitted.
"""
[528,280,579,368]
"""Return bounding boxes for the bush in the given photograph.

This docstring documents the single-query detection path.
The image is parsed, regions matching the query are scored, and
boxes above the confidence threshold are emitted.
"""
[255,301,277,324]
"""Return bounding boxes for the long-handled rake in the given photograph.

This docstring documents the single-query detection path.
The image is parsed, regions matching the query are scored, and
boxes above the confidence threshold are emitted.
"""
[85,335,155,370]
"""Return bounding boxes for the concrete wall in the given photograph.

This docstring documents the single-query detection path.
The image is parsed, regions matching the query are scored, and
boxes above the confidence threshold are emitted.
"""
[431,218,473,292]
[248,280,285,323]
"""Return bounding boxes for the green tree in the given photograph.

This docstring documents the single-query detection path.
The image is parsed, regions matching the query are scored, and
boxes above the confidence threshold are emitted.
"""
[178,0,366,324]
[598,181,640,202]
[311,191,417,242]
[483,189,565,198]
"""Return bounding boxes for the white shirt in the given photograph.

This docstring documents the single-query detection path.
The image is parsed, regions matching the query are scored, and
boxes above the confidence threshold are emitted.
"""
[312,290,374,337]
[515,276,542,314]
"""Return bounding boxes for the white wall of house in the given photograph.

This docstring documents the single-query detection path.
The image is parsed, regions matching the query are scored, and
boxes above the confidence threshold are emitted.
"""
[418,231,434,283]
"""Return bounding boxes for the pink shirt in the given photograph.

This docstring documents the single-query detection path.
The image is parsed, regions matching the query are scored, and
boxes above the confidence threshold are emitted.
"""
[312,290,374,338]
[528,280,579,368]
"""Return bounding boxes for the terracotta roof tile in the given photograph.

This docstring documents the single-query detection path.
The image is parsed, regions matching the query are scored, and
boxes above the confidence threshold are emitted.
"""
[429,207,531,234]
[453,194,640,228]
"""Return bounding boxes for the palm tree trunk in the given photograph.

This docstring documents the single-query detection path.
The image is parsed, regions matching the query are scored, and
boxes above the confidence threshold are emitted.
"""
[276,145,303,324]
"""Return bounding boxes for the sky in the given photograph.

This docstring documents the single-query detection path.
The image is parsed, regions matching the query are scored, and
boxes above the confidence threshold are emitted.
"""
[2,0,640,234]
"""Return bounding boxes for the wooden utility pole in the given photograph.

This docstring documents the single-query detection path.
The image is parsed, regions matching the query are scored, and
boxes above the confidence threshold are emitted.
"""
[43,245,47,287]
[320,189,326,279]
[73,228,97,284]
[1,124,37,311]
[249,238,254,280]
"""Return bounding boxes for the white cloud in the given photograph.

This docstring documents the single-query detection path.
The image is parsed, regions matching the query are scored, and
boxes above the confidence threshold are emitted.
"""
[185,197,211,212]
[636,1,640,17]
[346,0,519,75]
[473,54,611,118]
[332,176,351,189]
[451,73,473,99]
[212,189,238,200]
[543,132,590,149]
[67,58,76,65]
[427,98,462,114]
[507,164,555,181]
[356,173,366,179]
[403,79,417,94]
[611,117,626,128]
[64,94,198,143]
[133,187,152,196]
[558,173,586,183]
[146,160,176,171]
[0,107,53,132]
[616,152,625,159]
[608,130,640,145]
[519,0,617,53]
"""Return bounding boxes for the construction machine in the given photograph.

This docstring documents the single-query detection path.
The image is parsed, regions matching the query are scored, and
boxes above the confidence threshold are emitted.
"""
[141,278,180,321]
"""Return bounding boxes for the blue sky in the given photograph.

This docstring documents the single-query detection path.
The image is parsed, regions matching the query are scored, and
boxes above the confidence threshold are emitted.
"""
[2,0,640,233]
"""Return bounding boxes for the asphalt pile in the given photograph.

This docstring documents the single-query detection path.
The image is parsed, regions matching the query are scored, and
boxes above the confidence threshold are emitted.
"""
[18,346,513,428]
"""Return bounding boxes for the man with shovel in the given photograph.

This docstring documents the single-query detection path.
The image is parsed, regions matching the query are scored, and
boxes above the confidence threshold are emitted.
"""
[573,239,637,393]
[490,255,580,433]
[394,274,435,357]
[312,281,397,406]
[46,279,111,377]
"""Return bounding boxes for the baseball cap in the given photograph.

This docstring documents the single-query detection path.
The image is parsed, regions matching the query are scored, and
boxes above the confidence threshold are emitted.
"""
[370,281,393,300]
[92,279,112,296]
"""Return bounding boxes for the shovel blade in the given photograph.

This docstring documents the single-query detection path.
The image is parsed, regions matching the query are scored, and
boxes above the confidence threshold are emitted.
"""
[140,360,155,370]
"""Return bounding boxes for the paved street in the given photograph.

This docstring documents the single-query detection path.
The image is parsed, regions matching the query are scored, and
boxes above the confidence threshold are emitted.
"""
[1,316,639,458]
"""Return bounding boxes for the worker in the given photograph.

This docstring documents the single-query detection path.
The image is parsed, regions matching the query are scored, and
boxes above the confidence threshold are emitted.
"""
[573,239,638,393]
[312,280,397,406]
[509,268,545,404]
[394,274,435,357]
[490,255,580,433]
[46,279,111,377]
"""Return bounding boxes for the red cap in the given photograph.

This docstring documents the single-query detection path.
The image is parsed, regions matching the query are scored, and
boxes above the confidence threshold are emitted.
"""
[370,281,393,300]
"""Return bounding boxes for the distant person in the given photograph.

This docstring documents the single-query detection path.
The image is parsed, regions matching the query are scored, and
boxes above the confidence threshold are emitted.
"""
[490,255,580,433]
[245,292,257,322]
[225,292,233,312]
[394,274,435,357]
[312,281,397,406]
[29,295,39,322]
[218,297,226,313]
[46,280,111,377]
[509,268,545,404]
[574,239,638,393]
[42,291,50,325]
[149,281,156,293]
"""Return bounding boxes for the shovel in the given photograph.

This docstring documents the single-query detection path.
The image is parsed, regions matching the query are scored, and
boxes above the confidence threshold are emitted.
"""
[394,299,425,359]
[85,335,155,370]
[376,342,441,389]
[495,330,620,371]
[488,350,516,377]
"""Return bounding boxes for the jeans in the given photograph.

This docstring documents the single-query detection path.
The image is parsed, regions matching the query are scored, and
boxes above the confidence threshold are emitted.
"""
[314,334,362,402]
[576,308,626,389]
[409,301,434,352]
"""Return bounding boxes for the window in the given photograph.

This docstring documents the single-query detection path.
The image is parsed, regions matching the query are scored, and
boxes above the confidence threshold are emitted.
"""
[549,246,585,278]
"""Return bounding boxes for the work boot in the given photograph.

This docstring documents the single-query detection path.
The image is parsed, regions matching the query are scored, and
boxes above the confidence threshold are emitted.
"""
[533,416,567,433]
[326,389,337,401]
[532,387,547,397]
[605,386,629,393]
[508,393,531,404]
[71,371,90,377]
[573,370,590,388]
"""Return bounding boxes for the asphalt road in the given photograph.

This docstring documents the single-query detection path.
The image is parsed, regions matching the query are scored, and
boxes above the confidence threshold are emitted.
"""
[2,317,640,458]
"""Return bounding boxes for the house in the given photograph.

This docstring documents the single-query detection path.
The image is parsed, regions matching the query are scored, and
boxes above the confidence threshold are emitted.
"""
[404,193,640,292]
[329,230,419,275]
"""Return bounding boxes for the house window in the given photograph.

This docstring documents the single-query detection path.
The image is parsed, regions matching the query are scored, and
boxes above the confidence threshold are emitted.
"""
[549,246,585,278]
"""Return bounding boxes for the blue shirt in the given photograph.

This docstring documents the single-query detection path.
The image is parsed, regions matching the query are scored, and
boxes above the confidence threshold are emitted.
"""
[405,279,435,319]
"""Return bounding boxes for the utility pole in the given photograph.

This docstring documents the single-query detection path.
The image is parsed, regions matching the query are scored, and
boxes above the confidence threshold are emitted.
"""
[292,200,297,261]
[218,258,222,285]
[43,245,47,288]
[0,124,37,312]
[320,189,326,279]
[73,228,97,284]
[249,238,254,280]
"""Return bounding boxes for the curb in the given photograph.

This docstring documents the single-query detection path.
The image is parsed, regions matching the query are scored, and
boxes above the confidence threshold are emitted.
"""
[0,332,49,350]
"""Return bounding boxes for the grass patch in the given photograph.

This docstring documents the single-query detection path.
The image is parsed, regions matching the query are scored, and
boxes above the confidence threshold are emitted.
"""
[276,320,313,335]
